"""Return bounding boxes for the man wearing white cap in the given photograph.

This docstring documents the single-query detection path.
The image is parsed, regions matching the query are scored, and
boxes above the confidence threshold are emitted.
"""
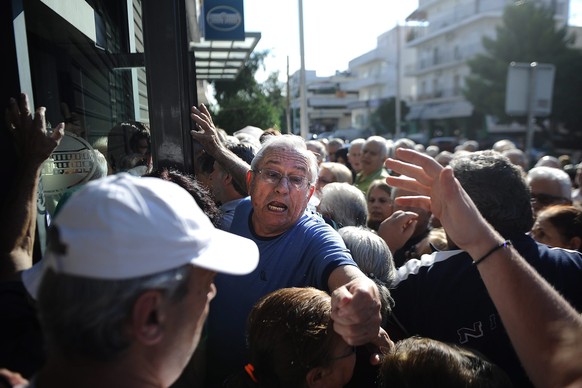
[20,174,259,388]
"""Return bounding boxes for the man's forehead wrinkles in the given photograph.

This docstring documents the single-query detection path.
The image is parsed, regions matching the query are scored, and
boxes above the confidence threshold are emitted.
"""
[263,157,309,172]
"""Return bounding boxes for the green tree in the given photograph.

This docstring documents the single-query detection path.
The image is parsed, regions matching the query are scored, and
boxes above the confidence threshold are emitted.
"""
[370,98,409,135]
[211,51,286,134]
[464,1,582,145]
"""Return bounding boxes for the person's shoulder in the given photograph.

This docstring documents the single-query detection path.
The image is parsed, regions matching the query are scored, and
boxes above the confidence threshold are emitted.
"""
[393,249,467,287]
[517,234,582,268]
[536,242,582,268]
[221,197,245,212]
[232,197,252,214]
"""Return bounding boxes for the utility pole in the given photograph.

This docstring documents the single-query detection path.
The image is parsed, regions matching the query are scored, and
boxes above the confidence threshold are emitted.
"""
[395,23,402,138]
[286,56,291,134]
[298,0,309,139]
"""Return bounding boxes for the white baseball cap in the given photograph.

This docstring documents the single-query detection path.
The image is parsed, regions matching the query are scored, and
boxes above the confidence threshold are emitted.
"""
[22,173,259,299]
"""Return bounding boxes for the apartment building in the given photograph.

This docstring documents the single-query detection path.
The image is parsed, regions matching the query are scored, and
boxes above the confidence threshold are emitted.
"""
[404,0,570,140]
[289,70,359,136]
[345,25,419,136]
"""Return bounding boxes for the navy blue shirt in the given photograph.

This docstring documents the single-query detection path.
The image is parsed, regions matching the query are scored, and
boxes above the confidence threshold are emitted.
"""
[389,234,582,387]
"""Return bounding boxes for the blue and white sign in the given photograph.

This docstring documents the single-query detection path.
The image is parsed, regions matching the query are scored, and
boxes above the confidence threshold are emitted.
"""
[204,0,245,41]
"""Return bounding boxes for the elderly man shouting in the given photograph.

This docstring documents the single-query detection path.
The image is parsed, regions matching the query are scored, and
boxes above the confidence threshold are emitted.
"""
[191,104,391,387]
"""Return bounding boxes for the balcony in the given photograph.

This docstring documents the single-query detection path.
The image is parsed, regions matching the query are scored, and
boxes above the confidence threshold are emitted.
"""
[415,87,464,102]
[406,0,509,45]
[344,74,389,90]
[405,44,482,75]
[308,95,358,108]
[349,49,390,68]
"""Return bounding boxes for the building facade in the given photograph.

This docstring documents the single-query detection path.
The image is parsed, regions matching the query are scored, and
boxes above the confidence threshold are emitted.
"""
[289,70,359,136]
[346,24,420,137]
[404,0,570,141]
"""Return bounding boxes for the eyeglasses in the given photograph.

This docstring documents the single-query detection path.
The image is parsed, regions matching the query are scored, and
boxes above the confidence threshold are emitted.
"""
[253,168,310,190]
[530,192,571,207]
[328,346,356,362]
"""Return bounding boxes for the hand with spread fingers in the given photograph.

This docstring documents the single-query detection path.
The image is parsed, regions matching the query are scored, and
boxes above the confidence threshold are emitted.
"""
[6,93,64,165]
[190,104,224,156]
[189,103,250,191]
[2,93,64,279]
[385,148,494,254]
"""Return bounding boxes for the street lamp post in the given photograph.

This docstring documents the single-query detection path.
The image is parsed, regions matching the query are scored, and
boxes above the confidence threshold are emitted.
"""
[298,0,309,139]
[394,23,402,138]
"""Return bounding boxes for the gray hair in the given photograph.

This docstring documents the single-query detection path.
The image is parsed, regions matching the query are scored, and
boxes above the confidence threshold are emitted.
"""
[306,140,327,164]
[527,166,573,199]
[37,264,193,361]
[393,138,416,151]
[338,226,395,325]
[318,183,367,227]
[252,135,319,185]
[450,150,534,237]
[319,162,353,184]
[502,148,529,170]
[365,136,389,159]
[348,138,365,151]
[339,226,397,288]
[328,138,345,147]
[90,150,109,180]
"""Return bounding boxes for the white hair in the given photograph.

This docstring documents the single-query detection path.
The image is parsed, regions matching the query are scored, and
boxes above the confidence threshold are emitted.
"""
[527,166,572,199]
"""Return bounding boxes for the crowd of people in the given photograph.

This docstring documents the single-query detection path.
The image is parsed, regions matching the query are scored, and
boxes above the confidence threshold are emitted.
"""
[1,93,582,388]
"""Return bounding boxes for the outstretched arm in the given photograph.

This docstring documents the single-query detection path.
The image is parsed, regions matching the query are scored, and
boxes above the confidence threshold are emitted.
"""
[190,104,250,191]
[1,93,63,281]
[328,265,393,365]
[385,148,582,388]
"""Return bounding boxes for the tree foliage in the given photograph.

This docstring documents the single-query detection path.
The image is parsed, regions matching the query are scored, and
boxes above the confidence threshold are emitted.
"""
[464,1,582,144]
[370,98,409,135]
[210,51,287,134]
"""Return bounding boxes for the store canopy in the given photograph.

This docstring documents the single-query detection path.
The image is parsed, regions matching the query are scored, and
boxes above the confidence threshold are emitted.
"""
[190,32,261,80]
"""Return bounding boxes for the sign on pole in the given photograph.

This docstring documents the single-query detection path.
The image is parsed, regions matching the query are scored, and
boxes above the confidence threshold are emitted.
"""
[505,62,555,159]
[505,62,555,116]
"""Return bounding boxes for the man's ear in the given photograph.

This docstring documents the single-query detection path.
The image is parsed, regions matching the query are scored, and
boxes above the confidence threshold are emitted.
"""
[223,172,233,185]
[306,366,329,388]
[307,184,315,200]
[131,290,165,345]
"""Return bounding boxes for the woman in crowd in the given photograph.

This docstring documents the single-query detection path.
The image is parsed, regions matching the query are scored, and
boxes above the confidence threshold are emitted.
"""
[366,179,393,231]
[530,204,582,252]
[379,337,512,387]
[225,287,356,388]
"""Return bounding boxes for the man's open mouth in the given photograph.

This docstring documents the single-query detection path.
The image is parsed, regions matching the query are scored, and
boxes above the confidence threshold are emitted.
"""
[268,202,287,212]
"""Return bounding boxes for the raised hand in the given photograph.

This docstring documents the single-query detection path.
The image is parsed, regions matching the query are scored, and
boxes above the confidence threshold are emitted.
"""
[6,93,64,165]
[377,210,418,252]
[385,148,494,254]
[190,104,222,155]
